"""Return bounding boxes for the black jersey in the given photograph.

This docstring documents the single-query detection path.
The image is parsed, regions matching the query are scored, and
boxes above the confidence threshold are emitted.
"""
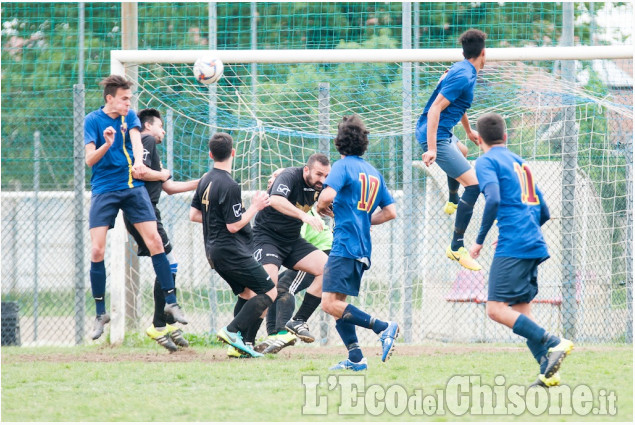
[191,168,253,267]
[254,167,318,244]
[140,133,163,204]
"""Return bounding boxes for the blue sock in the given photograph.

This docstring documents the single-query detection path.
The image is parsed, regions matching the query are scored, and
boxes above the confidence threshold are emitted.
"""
[451,184,480,251]
[152,253,177,304]
[341,304,387,334]
[526,339,548,373]
[448,176,460,204]
[512,314,546,344]
[335,319,363,363]
[90,261,106,316]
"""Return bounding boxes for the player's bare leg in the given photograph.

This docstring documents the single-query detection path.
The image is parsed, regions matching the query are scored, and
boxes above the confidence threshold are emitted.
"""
[446,168,482,271]
[444,141,469,215]
[285,250,327,343]
[89,226,110,340]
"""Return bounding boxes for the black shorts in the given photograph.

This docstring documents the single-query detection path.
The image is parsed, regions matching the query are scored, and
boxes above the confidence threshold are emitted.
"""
[252,235,319,270]
[278,249,331,295]
[488,256,547,305]
[124,205,172,256]
[214,258,275,296]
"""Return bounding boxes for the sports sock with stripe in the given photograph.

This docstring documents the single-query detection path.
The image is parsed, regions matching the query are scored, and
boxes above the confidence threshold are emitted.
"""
[90,261,107,316]
[335,319,363,363]
[451,184,480,251]
[151,253,177,304]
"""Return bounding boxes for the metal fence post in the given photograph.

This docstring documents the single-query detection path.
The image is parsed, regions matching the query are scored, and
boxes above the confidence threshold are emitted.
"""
[73,84,86,345]
[625,136,633,343]
[318,83,330,155]
[561,3,578,340]
[33,131,41,342]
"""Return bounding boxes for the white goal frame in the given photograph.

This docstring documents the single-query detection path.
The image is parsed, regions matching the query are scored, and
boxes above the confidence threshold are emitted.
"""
[108,45,633,343]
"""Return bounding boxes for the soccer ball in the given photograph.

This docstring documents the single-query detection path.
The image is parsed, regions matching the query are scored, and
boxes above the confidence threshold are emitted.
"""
[193,56,224,85]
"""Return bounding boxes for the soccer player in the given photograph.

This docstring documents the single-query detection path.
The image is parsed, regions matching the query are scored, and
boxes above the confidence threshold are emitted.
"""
[122,108,199,352]
[84,75,187,341]
[415,29,487,271]
[252,154,331,343]
[469,112,573,387]
[317,115,398,371]
[190,132,276,358]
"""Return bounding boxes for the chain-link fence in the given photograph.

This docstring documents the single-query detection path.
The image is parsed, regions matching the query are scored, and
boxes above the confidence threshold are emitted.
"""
[1,2,632,346]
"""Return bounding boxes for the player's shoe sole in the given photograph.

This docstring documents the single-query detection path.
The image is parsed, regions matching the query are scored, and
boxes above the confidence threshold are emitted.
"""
[329,358,368,371]
[285,319,315,343]
[166,323,189,347]
[443,201,458,215]
[227,345,250,358]
[164,303,188,325]
[379,321,399,362]
[91,314,110,340]
[446,246,482,271]
[254,337,276,353]
[262,332,297,354]
[530,372,561,388]
[146,325,178,352]
[544,339,574,378]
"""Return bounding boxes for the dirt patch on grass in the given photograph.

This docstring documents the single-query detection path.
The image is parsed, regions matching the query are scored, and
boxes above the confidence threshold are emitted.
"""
[2,343,629,364]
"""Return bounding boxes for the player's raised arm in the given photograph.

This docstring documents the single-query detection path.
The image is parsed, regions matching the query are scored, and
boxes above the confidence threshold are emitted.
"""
[85,125,115,167]
[226,190,269,233]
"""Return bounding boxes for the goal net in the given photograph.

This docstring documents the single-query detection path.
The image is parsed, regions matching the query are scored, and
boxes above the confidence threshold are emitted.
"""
[113,47,633,345]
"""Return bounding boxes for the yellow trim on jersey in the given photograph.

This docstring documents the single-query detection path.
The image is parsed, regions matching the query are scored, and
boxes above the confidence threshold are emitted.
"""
[120,115,134,188]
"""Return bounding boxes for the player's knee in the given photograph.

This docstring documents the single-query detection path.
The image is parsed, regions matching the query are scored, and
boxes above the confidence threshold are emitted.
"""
[145,232,165,254]
[91,245,106,262]
[321,298,335,316]
[266,287,278,303]
[486,304,503,323]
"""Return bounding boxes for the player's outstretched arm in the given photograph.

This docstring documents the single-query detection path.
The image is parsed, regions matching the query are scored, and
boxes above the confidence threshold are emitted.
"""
[162,178,200,195]
[130,128,148,179]
[370,203,397,226]
[226,191,270,233]
[269,195,323,232]
[316,187,336,217]
[470,182,500,259]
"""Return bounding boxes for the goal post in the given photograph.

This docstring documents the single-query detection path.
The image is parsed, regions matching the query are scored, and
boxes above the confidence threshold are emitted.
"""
[109,45,633,344]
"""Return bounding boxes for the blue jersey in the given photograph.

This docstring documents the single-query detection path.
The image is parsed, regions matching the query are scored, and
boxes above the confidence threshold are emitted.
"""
[84,107,143,194]
[475,146,549,259]
[324,156,394,261]
[415,59,477,143]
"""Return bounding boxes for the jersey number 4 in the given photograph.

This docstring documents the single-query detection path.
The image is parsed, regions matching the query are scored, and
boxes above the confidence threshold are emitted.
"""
[201,182,212,211]
[513,163,540,205]
[357,173,380,212]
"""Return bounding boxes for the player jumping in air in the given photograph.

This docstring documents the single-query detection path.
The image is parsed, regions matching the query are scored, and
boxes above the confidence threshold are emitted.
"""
[190,132,276,358]
[123,108,199,352]
[84,75,187,340]
[317,115,398,371]
[416,29,487,271]
[469,112,574,387]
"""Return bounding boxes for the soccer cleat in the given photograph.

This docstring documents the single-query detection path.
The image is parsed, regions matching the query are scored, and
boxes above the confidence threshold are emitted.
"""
[91,313,111,340]
[285,319,315,343]
[530,372,561,388]
[544,339,574,378]
[254,336,276,353]
[166,323,189,348]
[164,303,188,325]
[379,321,399,362]
[227,345,249,358]
[216,326,263,358]
[443,201,458,215]
[446,246,482,271]
[146,325,178,353]
[262,332,297,354]
[329,357,368,371]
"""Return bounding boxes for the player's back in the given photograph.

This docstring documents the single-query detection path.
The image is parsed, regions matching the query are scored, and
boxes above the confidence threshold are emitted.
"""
[475,147,548,259]
[193,168,252,259]
[326,156,393,262]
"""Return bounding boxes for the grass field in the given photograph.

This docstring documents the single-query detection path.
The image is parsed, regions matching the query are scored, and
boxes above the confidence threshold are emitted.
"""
[1,339,632,422]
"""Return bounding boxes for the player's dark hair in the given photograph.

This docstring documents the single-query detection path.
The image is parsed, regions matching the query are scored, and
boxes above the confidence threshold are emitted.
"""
[459,29,487,59]
[476,113,506,146]
[209,132,234,161]
[334,114,369,157]
[100,75,133,102]
[306,153,330,169]
[138,108,162,131]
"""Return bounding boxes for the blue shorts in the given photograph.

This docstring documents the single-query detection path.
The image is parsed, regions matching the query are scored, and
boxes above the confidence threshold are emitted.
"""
[89,186,156,229]
[488,256,547,305]
[322,255,368,297]
[418,135,471,179]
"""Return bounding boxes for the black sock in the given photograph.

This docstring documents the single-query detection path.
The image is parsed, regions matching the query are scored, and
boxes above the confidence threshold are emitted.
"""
[451,184,480,251]
[276,290,296,332]
[266,298,277,335]
[244,318,263,344]
[447,176,460,204]
[292,293,321,322]
[227,294,273,334]
[234,296,248,317]
[153,276,167,327]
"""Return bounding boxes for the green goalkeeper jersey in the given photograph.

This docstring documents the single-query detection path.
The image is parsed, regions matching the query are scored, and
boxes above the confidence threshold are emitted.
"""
[300,208,333,251]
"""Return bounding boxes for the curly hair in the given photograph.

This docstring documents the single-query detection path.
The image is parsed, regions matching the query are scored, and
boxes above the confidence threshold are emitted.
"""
[334,115,369,157]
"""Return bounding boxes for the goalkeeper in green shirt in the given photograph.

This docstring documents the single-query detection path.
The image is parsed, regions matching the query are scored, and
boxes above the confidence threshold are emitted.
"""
[254,206,332,355]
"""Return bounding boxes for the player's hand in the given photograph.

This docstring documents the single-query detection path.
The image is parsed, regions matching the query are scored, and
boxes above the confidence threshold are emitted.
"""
[467,129,479,145]
[302,212,324,232]
[422,150,437,167]
[317,203,334,218]
[103,126,116,148]
[132,162,148,179]
[469,243,483,259]
[160,169,171,182]
[251,190,270,211]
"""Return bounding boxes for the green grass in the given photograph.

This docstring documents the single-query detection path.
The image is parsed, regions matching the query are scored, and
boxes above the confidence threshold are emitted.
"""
[2,343,632,421]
